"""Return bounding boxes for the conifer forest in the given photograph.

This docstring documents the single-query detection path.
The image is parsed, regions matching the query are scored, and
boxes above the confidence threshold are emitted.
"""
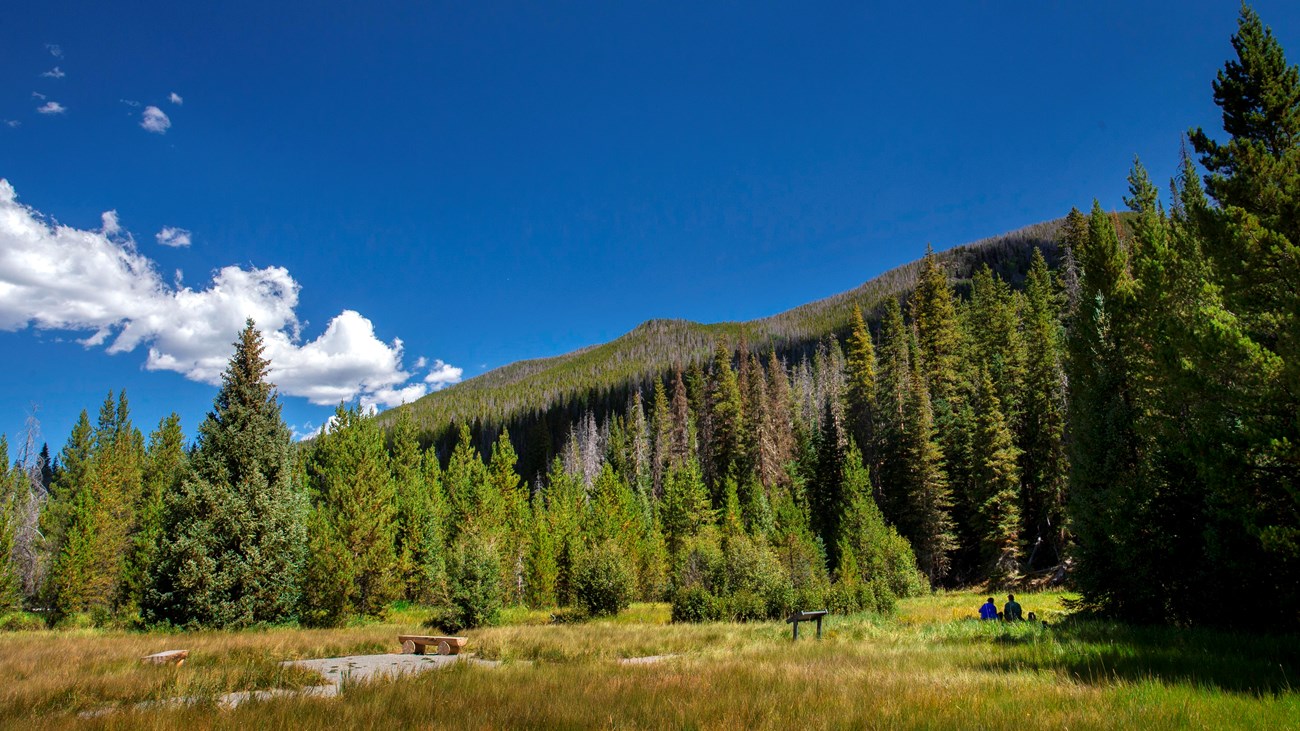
[2,6,1298,638]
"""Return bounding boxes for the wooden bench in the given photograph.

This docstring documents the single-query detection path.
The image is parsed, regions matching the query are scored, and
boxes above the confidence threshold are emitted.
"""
[397,635,468,656]
[786,610,828,640]
[141,650,189,666]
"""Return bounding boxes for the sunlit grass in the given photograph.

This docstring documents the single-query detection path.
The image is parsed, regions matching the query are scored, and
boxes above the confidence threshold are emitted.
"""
[4,591,1297,730]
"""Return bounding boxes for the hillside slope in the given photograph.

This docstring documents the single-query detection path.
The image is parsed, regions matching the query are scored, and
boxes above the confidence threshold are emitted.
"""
[382,218,1064,438]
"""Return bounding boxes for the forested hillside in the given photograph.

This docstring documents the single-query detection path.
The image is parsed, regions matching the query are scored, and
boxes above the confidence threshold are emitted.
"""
[384,218,1065,483]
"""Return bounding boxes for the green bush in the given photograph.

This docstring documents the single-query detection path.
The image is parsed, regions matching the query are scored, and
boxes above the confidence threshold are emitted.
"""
[573,541,634,617]
[671,586,721,623]
[0,612,45,632]
[439,531,503,632]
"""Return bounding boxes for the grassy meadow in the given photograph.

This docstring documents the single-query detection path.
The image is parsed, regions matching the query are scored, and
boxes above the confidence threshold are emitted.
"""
[2,591,1296,730]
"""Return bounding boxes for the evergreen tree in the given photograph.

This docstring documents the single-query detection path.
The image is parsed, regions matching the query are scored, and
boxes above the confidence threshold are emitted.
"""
[305,404,399,621]
[835,441,924,599]
[705,342,744,503]
[391,409,446,604]
[650,379,672,497]
[763,352,796,489]
[1019,248,1069,566]
[1188,5,1300,627]
[972,371,1022,583]
[661,457,713,555]
[145,319,307,629]
[1066,203,1146,618]
[0,437,21,611]
[445,425,493,539]
[844,306,877,457]
[873,298,911,527]
[123,413,185,617]
[903,341,956,586]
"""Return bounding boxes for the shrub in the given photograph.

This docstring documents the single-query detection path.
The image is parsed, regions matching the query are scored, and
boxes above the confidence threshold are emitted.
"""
[671,586,721,623]
[0,612,45,632]
[573,541,634,617]
[439,531,503,632]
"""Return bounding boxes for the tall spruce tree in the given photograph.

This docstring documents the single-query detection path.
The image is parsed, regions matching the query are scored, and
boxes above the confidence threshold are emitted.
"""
[0,437,21,611]
[391,409,447,604]
[1019,248,1069,566]
[145,320,306,628]
[303,404,399,622]
[972,371,1022,583]
[1188,4,1300,627]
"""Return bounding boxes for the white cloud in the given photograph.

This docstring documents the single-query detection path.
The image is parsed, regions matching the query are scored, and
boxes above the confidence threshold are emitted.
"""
[46,44,63,58]
[424,359,463,390]
[41,67,65,79]
[0,178,451,409]
[155,226,191,248]
[32,92,46,100]
[4,120,19,128]
[119,99,141,108]
[36,102,66,115]
[169,92,183,105]
[101,210,121,236]
[140,106,170,134]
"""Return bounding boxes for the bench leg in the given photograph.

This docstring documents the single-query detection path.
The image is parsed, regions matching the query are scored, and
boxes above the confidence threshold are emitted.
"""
[816,617,823,639]
[792,621,799,640]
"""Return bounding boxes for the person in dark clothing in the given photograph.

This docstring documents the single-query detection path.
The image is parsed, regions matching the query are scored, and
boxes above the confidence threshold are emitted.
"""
[1004,594,1023,621]
[979,597,998,620]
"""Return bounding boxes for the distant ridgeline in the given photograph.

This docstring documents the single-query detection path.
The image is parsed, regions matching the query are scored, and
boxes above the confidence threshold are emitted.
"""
[379,218,1065,484]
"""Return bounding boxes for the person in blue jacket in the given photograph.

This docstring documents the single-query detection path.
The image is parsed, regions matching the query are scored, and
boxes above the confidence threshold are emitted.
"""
[979,597,998,620]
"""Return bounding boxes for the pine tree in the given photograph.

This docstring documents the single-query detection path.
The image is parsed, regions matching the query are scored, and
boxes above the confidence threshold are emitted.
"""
[836,440,924,599]
[911,246,962,403]
[972,371,1022,583]
[145,319,307,628]
[763,352,796,489]
[123,414,185,617]
[305,404,400,621]
[1019,248,1068,567]
[904,338,956,586]
[1066,203,1146,618]
[0,437,21,611]
[1188,5,1300,627]
[844,306,877,458]
[445,425,493,539]
[705,342,744,504]
[650,379,672,497]
[873,298,911,527]
[489,429,529,603]
[661,457,713,555]
[391,409,446,604]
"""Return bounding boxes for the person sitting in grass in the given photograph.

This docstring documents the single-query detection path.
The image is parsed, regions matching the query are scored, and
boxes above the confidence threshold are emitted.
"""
[979,597,998,620]
[1004,594,1023,621]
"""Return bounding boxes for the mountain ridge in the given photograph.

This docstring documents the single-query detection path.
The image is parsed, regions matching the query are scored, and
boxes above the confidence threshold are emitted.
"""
[381,217,1065,439]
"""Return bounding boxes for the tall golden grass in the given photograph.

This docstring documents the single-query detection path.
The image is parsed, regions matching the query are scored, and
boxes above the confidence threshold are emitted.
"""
[4,592,1296,730]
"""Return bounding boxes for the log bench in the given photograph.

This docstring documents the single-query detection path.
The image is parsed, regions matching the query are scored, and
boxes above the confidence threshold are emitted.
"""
[141,650,189,666]
[786,610,828,640]
[397,635,468,656]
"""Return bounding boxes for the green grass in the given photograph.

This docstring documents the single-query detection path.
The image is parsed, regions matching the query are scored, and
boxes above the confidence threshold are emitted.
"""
[4,591,1297,729]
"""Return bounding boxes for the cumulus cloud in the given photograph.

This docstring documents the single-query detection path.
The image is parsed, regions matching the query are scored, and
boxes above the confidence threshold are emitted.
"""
[101,210,121,236]
[41,67,65,79]
[36,101,66,115]
[169,92,183,105]
[0,179,450,409]
[46,44,63,58]
[140,106,170,133]
[424,359,463,390]
[155,226,191,247]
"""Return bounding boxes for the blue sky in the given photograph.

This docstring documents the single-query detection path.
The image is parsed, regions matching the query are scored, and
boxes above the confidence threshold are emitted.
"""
[2,0,1297,453]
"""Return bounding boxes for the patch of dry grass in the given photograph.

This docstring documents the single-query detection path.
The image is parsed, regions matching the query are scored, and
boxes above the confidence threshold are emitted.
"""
[4,592,1297,730]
